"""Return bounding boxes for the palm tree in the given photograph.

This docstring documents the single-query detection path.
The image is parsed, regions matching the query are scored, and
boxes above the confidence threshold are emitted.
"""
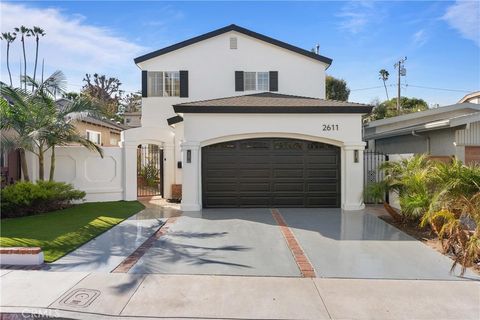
[31,27,46,85]
[378,69,390,100]
[45,98,103,181]
[14,26,32,90]
[0,32,17,86]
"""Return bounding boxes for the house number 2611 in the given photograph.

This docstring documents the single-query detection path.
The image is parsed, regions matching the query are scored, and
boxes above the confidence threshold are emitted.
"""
[322,124,339,131]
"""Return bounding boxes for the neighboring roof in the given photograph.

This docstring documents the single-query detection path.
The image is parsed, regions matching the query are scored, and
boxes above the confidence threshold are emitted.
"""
[134,24,332,66]
[55,98,128,131]
[173,92,372,114]
[364,103,480,140]
[365,103,480,128]
[458,91,480,103]
[123,111,141,116]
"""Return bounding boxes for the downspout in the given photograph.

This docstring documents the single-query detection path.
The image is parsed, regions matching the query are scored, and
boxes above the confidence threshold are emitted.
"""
[412,130,430,154]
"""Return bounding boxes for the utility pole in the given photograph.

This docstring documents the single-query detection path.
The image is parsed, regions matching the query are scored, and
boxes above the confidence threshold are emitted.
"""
[394,57,407,114]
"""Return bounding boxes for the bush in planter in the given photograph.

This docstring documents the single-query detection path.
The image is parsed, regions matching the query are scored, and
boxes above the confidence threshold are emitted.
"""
[1,181,86,218]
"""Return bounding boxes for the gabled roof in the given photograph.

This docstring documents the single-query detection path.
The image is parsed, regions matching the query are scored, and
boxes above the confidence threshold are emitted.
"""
[173,92,372,114]
[134,24,332,66]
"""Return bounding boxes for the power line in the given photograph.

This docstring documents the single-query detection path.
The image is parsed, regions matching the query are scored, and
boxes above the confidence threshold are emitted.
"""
[404,84,472,93]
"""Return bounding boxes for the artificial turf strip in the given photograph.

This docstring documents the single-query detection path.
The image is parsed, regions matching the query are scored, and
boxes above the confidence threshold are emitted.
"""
[0,201,145,262]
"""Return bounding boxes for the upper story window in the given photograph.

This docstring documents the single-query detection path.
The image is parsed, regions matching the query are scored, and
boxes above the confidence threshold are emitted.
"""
[147,71,180,97]
[244,72,269,91]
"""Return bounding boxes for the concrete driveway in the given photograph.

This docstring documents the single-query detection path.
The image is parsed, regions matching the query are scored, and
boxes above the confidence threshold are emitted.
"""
[128,207,478,280]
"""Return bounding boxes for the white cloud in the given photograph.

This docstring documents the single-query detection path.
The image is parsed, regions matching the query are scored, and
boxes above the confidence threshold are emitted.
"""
[443,1,480,46]
[412,29,428,47]
[0,2,147,92]
[337,1,379,34]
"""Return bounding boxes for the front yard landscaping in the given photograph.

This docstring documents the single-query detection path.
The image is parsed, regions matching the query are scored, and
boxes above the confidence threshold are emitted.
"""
[0,201,145,262]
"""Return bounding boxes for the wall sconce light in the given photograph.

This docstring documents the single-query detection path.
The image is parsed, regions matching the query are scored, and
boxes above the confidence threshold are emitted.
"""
[354,150,359,163]
[186,150,192,163]
[177,161,182,169]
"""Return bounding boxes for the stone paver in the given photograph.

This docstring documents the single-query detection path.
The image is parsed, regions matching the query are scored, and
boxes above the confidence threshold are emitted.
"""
[121,274,330,319]
[280,208,480,280]
[129,209,300,276]
[314,278,480,320]
[50,273,146,315]
[0,271,88,308]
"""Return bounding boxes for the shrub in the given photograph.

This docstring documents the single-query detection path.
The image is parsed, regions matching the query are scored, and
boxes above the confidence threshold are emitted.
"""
[140,161,160,187]
[1,181,86,218]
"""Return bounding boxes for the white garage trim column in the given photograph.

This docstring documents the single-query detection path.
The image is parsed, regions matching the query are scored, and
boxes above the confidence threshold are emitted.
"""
[180,141,201,211]
[342,142,366,211]
[163,144,175,199]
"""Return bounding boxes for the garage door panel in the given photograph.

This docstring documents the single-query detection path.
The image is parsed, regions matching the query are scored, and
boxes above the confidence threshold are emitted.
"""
[273,169,304,178]
[202,138,340,208]
[274,182,305,192]
[239,183,271,192]
[239,197,271,207]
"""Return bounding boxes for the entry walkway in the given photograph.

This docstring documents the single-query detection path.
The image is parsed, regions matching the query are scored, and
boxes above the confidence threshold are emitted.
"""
[47,198,180,272]
[1,271,478,320]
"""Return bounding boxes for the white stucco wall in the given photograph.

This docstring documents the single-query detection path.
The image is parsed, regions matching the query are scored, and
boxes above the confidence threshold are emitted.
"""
[180,113,366,211]
[138,31,328,127]
[25,146,124,202]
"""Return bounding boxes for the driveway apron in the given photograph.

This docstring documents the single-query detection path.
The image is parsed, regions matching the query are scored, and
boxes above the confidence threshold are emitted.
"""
[128,208,301,276]
[279,208,479,280]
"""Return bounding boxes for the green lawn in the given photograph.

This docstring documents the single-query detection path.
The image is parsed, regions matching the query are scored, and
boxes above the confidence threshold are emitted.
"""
[0,201,145,262]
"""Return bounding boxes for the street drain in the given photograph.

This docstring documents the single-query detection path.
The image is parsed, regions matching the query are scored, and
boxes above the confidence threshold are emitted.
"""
[60,288,101,308]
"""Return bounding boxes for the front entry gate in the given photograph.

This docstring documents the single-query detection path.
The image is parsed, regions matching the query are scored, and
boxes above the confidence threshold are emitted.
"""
[137,144,163,197]
[363,151,388,204]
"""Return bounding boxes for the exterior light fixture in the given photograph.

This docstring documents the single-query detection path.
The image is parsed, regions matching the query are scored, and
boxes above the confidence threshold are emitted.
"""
[187,150,192,163]
[354,150,359,163]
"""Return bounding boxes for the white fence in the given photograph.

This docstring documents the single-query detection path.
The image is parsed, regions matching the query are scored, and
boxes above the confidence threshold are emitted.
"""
[25,146,124,202]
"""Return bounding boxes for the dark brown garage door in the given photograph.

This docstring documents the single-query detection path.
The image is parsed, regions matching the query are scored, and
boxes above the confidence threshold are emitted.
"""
[202,138,340,208]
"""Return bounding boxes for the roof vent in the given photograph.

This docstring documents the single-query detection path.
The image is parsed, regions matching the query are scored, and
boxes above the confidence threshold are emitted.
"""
[230,37,237,49]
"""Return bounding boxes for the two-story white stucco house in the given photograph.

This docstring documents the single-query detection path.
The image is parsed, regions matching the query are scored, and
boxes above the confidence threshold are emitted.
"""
[121,24,372,211]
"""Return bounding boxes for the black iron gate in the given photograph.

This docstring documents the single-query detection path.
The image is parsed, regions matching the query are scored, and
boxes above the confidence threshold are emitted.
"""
[137,144,163,197]
[364,151,388,204]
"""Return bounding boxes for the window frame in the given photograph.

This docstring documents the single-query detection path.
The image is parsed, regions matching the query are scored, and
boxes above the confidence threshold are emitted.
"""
[86,130,102,145]
[147,71,180,97]
[243,71,269,91]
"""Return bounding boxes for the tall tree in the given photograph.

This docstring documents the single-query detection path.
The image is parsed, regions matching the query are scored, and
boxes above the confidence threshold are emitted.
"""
[326,76,350,101]
[122,91,141,113]
[367,97,428,121]
[81,73,123,118]
[31,26,46,85]
[13,26,31,90]
[0,32,16,87]
[378,69,390,100]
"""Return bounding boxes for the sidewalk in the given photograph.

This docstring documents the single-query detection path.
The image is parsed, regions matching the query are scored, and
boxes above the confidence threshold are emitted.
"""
[1,270,478,320]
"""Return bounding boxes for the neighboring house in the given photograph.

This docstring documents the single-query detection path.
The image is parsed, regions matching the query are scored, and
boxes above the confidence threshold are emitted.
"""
[122,24,372,211]
[458,91,480,104]
[123,111,142,127]
[363,103,480,165]
[56,98,127,147]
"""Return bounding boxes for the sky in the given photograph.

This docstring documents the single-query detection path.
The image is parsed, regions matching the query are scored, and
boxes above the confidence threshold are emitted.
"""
[1,1,479,106]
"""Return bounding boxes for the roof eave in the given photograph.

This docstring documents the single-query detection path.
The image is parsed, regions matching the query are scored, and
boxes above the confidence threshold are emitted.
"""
[173,105,372,114]
[134,24,332,66]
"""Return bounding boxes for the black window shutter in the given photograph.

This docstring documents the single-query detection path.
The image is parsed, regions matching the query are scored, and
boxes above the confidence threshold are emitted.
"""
[235,71,244,91]
[179,70,189,97]
[141,71,148,97]
[269,71,278,92]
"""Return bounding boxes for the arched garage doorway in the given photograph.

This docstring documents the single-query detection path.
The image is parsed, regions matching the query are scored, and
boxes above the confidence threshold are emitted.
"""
[201,138,340,208]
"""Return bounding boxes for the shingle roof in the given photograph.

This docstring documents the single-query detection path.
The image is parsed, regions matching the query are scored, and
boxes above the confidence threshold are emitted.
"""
[134,24,332,66]
[173,92,372,114]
